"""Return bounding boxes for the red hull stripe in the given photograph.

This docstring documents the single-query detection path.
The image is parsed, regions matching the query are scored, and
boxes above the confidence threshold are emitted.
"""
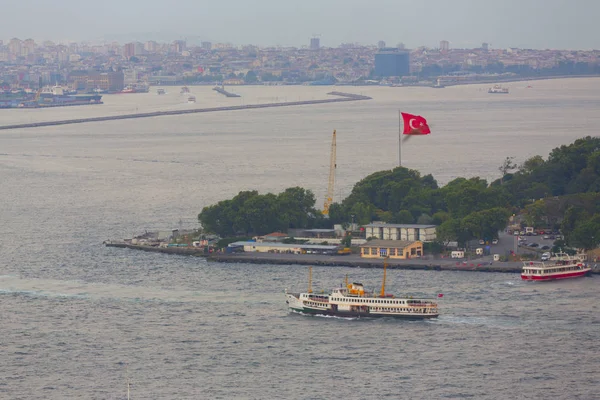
[521,270,590,281]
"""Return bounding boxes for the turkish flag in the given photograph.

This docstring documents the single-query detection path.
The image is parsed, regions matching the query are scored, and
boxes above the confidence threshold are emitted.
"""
[437,293,444,298]
[401,112,431,135]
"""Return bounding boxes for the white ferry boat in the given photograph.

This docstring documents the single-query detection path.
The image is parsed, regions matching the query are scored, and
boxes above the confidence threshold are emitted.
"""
[285,263,440,319]
[488,84,509,94]
[521,253,591,281]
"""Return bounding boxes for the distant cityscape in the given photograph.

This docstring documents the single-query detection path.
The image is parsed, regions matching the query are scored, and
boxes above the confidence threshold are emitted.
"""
[1,36,600,92]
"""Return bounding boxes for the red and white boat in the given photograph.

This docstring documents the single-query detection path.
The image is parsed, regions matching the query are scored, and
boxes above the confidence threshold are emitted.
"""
[521,253,591,281]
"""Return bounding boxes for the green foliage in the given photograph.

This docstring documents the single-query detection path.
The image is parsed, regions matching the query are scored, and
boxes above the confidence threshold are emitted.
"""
[198,187,322,237]
[341,233,352,248]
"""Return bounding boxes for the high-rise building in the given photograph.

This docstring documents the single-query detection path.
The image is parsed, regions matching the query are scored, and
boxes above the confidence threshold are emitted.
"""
[123,42,136,58]
[377,40,386,49]
[397,42,405,50]
[144,41,157,53]
[68,70,124,92]
[440,40,449,52]
[481,42,489,51]
[374,49,410,77]
[201,41,212,51]
[310,37,320,50]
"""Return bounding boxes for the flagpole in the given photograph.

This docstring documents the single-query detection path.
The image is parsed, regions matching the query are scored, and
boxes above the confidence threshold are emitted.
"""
[398,111,402,167]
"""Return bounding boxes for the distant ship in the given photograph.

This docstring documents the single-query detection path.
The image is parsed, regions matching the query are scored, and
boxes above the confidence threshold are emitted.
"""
[180,86,190,94]
[488,84,509,94]
[157,88,166,95]
[187,95,196,103]
[120,84,149,94]
[432,78,446,88]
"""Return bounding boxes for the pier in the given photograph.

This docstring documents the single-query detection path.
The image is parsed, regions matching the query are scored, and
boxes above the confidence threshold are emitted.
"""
[0,92,371,131]
[104,242,541,274]
[212,85,241,97]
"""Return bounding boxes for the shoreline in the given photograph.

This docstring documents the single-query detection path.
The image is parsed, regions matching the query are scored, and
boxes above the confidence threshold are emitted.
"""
[105,242,580,274]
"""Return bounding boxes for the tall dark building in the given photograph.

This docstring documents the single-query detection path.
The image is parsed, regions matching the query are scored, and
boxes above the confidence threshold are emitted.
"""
[374,49,410,77]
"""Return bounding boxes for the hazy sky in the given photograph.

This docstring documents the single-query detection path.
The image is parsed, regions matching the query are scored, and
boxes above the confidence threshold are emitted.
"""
[2,0,599,49]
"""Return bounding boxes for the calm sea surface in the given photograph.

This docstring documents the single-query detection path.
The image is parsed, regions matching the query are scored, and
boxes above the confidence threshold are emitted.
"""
[1,79,599,399]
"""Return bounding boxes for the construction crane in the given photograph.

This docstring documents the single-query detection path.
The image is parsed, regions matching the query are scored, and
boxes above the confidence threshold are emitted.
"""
[322,130,336,215]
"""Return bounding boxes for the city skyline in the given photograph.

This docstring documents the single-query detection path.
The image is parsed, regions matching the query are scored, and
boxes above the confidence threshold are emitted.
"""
[2,0,600,50]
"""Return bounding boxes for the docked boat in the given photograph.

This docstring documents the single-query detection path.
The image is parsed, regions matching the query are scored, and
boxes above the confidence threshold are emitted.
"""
[521,253,591,281]
[285,262,440,319]
[120,84,149,94]
[488,84,509,94]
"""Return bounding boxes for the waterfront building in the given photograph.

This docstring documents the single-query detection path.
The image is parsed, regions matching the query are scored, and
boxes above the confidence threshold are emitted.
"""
[359,240,424,259]
[363,223,437,242]
[68,70,124,92]
[378,40,386,49]
[374,49,410,77]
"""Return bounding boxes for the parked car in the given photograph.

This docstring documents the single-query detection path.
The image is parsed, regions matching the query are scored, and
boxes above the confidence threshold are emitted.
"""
[541,245,551,250]
[492,239,498,244]
[543,235,550,239]
[529,243,539,248]
[479,239,485,245]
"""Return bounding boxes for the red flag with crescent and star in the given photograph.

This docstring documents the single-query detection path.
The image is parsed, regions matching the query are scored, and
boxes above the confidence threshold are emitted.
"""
[401,112,431,135]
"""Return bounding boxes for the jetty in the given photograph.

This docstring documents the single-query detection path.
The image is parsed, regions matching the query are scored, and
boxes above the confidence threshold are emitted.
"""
[103,241,556,274]
[212,85,241,97]
[0,92,371,131]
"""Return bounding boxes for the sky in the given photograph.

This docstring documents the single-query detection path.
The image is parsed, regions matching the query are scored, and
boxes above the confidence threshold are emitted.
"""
[2,0,599,49]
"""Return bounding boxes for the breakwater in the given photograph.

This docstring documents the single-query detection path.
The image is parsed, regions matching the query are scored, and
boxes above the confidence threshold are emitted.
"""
[212,86,241,97]
[0,92,371,131]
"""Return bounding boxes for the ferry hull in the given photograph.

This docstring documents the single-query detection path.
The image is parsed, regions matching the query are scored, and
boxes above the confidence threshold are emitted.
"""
[289,306,438,319]
[521,269,590,281]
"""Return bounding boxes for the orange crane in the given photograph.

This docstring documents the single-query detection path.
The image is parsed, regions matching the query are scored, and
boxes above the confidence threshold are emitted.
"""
[322,130,336,215]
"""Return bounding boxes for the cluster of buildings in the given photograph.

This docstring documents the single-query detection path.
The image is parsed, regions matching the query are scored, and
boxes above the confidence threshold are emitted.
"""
[1,36,599,91]
[228,223,437,260]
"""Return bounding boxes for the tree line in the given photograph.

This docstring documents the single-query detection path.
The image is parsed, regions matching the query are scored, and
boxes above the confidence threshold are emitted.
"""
[198,137,600,250]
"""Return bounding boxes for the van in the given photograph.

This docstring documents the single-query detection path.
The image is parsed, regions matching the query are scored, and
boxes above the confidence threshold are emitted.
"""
[541,252,551,261]
[451,251,465,259]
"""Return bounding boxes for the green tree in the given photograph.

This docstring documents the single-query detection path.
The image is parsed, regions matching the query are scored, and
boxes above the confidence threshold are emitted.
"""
[498,156,517,184]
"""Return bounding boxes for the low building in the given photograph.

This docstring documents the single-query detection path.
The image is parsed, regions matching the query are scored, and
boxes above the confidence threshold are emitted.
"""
[228,241,338,254]
[261,232,288,242]
[359,240,424,259]
[363,223,437,242]
[287,228,337,239]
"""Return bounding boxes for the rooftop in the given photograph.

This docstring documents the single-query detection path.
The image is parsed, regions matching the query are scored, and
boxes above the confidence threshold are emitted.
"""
[229,241,338,250]
[363,224,436,229]
[360,240,421,248]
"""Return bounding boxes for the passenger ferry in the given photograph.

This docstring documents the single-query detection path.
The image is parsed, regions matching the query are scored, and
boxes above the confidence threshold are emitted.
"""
[285,262,440,319]
[521,253,591,281]
[488,84,509,94]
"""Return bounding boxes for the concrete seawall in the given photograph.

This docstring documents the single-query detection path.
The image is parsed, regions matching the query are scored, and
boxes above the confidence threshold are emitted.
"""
[105,242,531,274]
[0,92,372,131]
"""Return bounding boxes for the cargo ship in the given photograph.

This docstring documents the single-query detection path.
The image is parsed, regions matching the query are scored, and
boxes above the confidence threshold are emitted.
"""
[34,85,102,107]
[1,85,102,108]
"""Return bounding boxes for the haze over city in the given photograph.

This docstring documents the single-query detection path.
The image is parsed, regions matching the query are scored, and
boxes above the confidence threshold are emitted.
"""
[3,0,600,49]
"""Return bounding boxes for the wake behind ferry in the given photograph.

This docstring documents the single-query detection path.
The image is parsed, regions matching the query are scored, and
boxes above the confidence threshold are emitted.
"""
[285,262,440,319]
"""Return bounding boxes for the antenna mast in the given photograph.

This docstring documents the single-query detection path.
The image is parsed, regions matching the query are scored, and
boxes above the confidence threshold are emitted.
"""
[323,130,337,215]
[380,257,389,297]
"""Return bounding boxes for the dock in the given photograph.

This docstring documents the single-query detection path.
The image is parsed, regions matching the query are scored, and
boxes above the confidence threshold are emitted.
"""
[104,242,544,274]
[212,86,241,97]
[0,92,371,131]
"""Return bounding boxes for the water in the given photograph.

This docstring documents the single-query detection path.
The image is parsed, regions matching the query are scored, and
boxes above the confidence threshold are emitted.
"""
[1,79,599,399]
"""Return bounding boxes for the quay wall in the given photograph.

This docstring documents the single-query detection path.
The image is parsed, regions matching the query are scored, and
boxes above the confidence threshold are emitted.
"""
[0,92,371,131]
[105,242,534,274]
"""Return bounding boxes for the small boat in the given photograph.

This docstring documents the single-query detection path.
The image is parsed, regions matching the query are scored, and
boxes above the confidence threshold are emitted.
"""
[187,95,196,103]
[488,84,509,94]
[180,86,190,94]
[156,88,165,95]
[285,260,440,319]
[521,253,591,281]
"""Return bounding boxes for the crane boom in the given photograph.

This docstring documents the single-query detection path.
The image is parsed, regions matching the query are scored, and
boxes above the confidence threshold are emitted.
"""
[323,130,336,215]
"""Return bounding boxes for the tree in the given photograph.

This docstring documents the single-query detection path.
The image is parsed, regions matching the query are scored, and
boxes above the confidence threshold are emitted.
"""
[498,156,517,184]
[245,70,258,83]
[341,233,352,248]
